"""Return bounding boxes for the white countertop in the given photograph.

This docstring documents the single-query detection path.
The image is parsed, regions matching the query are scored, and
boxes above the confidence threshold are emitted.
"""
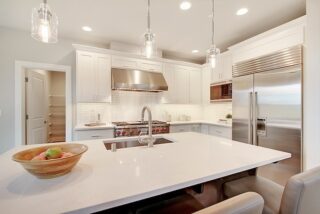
[0,132,290,214]
[168,120,232,128]
[74,123,115,131]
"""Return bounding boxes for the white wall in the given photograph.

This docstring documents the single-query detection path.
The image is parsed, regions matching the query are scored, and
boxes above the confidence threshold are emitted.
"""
[304,0,320,170]
[0,27,106,154]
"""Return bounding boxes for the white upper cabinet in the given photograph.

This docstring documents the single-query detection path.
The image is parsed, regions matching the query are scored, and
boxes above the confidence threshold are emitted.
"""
[175,66,190,104]
[162,63,202,104]
[76,51,111,103]
[161,63,176,103]
[202,65,211,104]
[211,51,232,84]
[111,56,162,72]
[189,69,202,104]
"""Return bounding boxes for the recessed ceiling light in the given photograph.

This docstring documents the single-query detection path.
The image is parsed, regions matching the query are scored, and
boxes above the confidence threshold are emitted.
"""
[192,50,199,53]
[180,1,192,10]
[236,8,248,16]
[82,26,92,32]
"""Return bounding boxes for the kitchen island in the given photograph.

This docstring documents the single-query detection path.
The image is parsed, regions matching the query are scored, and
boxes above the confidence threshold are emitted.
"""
[0,132,290,214]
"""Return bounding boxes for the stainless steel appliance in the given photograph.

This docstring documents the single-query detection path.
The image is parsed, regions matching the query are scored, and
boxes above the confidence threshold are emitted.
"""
[112,120,170,138]
[210,81,232,102]
[232,45,302,185]
[111,68,168,92]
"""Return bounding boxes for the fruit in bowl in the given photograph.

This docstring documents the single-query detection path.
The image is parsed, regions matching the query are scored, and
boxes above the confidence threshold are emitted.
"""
[12,144,88,179]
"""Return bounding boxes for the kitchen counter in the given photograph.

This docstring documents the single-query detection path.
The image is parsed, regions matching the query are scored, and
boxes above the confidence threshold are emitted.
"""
[0,132,290,214]
[168,120,232,128]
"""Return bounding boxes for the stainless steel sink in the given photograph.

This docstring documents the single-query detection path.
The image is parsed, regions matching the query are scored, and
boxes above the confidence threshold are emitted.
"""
[104,137,174,150]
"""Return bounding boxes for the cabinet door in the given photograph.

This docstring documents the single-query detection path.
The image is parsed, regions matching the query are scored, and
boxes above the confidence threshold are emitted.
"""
[189,69,202,104]
[175,66,189,104]
[170,125,191,133]
[208,125,232,139]
[161,63,176,103]
[77,51,96,102]
[96,54,111,102]
[222,51,232,81]
[202,65,211,104]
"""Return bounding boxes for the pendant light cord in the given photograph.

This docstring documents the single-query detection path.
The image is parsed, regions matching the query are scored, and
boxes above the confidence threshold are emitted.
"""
[211,0,215,46]
[147,0,151,32]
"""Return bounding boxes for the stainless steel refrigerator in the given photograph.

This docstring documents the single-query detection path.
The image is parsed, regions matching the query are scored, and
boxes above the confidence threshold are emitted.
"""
[232,45,302,186]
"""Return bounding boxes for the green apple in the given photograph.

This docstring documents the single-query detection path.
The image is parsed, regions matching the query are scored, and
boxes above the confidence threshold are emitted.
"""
[45,147,62,159]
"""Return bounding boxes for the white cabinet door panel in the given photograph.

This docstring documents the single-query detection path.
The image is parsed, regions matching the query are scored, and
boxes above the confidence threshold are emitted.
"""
[208,125,232,139]
[96,54,111,102]
[77,52,96,102]
[175,67,189,104]
[189,69,202,104]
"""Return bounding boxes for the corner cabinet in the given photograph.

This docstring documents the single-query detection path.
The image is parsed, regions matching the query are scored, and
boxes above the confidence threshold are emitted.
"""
[162,63,202,104]
[76,51,112,103]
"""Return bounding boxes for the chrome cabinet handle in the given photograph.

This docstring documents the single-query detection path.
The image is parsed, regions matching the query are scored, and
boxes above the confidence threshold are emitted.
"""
[253,92,258,146]
[248,92,253,144]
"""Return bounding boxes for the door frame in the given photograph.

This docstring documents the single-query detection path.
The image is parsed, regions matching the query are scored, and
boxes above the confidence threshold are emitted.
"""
[15,61,72,147]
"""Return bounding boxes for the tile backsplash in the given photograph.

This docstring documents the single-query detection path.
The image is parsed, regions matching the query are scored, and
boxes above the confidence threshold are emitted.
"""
[76,91,232,124]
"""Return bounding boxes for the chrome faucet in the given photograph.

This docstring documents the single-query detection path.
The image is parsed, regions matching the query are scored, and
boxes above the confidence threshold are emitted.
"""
[141,106,155,147]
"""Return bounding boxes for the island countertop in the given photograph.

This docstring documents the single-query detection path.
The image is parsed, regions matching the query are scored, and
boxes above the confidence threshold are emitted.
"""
[0,132,290,214]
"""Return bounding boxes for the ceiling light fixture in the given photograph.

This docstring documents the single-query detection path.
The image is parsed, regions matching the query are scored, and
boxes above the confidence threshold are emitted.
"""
[180,1,192,10]
[192,50,199,53]
[206,0,220,69]
[143,0,156,58]
[31,0,58,43]
[236,8,248,16]
[82,26,92,32]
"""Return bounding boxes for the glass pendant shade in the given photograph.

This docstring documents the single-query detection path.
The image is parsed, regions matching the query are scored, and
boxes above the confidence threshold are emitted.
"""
[31,2,58,43]
[143,31,156,58]
[206,45,220,68]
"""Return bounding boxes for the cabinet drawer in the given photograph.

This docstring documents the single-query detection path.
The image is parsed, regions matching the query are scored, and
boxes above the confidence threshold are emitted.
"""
[111,56,138,69]
[74,130,114,141]
[138,60,162,72]
[170,125,190,133]
[208,125,231,139]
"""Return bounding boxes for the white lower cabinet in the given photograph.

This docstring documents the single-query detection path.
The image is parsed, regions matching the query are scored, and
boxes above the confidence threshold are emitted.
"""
[74,129,114,141]
[170,124,231,139]
[208,125,232,139]
[170,124,201,133]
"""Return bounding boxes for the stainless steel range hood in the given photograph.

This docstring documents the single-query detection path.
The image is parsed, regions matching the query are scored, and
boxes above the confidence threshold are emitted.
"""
[111,68,168,92]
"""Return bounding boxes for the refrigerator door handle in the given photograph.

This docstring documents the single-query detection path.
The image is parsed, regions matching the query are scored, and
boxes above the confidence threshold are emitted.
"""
[253,92,258,146]
[248,92,253,144]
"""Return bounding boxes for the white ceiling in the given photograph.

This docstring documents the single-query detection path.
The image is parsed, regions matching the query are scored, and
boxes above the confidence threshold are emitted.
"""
[0,0,306,63]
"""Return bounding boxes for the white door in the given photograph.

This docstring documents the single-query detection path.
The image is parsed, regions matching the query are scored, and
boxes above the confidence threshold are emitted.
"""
[26,70,47,145]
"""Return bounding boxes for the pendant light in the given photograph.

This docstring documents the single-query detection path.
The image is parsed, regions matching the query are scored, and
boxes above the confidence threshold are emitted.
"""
[31,0,58,43]
[206,0,220,68]
[143,0,156,58]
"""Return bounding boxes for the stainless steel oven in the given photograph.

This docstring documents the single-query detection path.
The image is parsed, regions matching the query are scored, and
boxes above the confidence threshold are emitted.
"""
[210,81,232,102]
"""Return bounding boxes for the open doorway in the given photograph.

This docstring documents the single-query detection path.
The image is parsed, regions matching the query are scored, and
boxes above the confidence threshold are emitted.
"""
[25,70,66,144]
[15,61,72,147]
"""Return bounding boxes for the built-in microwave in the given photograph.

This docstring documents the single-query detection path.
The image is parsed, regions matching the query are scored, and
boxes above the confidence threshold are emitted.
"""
[210,81,232,102]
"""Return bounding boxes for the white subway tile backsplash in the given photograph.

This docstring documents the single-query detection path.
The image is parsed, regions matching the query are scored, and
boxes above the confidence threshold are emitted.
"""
[76,91,232,124]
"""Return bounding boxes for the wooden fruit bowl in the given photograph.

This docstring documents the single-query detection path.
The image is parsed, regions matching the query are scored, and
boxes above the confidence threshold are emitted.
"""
[12,144,88,179]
